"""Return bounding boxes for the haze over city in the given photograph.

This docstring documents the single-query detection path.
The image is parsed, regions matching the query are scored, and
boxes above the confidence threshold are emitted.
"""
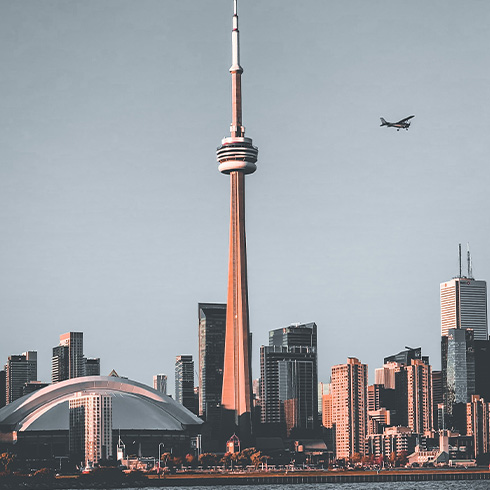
[1,0,489,394]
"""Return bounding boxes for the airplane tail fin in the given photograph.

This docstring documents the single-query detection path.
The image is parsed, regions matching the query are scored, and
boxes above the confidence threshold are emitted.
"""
[380,117,388,126]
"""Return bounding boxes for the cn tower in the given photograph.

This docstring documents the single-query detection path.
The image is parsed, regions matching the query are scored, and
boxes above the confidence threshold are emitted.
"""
[217,0,258,441]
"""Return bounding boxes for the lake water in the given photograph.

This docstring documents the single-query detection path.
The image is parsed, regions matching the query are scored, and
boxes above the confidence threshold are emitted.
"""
[78,483,490,490]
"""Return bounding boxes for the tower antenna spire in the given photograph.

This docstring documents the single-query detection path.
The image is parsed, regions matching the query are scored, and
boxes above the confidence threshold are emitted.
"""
[458,243,462,278]
[230,0,244,138]
[467,242,473,279]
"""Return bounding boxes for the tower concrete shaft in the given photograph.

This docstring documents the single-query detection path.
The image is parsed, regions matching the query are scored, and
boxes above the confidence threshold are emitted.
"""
[221,171,251,421]
[217,0,258,438]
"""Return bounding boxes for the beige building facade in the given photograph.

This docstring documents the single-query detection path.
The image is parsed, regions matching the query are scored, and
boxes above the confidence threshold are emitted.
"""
[331,357,367,459]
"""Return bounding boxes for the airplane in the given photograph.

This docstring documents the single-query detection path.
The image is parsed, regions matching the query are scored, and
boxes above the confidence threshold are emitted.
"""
[380,115,415,131]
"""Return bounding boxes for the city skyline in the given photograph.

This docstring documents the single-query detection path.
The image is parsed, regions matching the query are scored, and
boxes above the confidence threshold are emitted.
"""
[1,1,490,394]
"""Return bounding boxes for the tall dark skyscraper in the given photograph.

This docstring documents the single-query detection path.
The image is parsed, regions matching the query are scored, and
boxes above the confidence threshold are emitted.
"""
[52,345,69,383]
[474,339,490,401]
[442,327,475,426]
[52,332,85,382]
[175,355,197,415]
[5,351,37,404]
[260,323,318,435]
[432,370,443,429]
[85,358,101,376]
[198,303,226,426]
[440,248,489,431]
[384,346,428,366]
[0,370,6,408]
[217,0,258,441]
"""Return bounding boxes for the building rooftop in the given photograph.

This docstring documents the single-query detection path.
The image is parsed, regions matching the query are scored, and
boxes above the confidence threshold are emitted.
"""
[0,375,203,433]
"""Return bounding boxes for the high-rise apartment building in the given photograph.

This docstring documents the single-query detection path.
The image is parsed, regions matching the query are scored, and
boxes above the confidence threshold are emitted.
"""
[153,374,168,395]
[322,392,333,429]
[60,332,85,378]
[318,382,328,417]
[406,359,433,435]
[379,347,432,433]
[52,332,85,382]
[52,345,69,383]
[374,365,396,390]
[5,351,37,404]
[260,323,318,434]
[331,357,368,459]
[467,395,490,458]
[367,383,395,435]
[69,392,112,465]
[198,303,226,426]
[175,355,197,414]
[85,358,100,377]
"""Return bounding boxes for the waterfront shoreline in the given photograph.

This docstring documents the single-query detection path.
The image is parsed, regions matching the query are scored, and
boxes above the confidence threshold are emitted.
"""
[158,469,490,485]
[2,468,490,489]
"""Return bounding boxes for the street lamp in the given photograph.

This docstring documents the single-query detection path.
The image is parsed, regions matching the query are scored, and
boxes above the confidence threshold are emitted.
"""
[158,443,165,476]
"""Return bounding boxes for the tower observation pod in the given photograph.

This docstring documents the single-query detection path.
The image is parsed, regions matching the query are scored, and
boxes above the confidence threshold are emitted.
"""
[216,0,258,444]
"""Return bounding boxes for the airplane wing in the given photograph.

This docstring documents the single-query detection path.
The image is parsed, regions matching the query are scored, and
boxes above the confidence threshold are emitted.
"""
[395,115,415,124]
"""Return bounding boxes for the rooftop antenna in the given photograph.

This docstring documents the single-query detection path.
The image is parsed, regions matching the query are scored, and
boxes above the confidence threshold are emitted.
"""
[467,243,473,279]
[458,243,462,278]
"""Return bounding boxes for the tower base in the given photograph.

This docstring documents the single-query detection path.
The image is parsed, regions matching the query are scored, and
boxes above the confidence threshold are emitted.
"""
[220,408,254,450]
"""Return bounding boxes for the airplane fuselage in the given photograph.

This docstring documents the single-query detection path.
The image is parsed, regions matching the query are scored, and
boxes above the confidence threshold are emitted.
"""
[380,116,414,131]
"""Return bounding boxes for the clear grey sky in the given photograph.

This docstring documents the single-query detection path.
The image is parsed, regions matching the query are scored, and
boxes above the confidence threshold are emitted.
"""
[1,1,489,394]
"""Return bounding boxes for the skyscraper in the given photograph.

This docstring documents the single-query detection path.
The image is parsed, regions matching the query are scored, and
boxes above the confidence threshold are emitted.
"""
[406,359,433,435]
[467,395,490,458]
[198,303,226,428]
[440,250,488,431]
[53,332,85,382]
[0,370,5,408]
[153,374,168,395]
[52,345,69,383]
[69,392,112,465]
[381,346,433,433]
[441,277,488,340]
[384,346,428,366]
[217,0,258,441]
[442,328,475,410]
[331,357,368,459]
[474,339,490,401]
[374,365,396,390]
[175,355,197,415]
[5,351,37,404]
[260,323,318,435]
[322,391,333,429]
[432,370,443,429]
[85,358,100,377]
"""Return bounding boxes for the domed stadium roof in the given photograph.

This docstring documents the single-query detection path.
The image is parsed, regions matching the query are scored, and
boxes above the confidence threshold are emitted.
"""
[0,376,202,433]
